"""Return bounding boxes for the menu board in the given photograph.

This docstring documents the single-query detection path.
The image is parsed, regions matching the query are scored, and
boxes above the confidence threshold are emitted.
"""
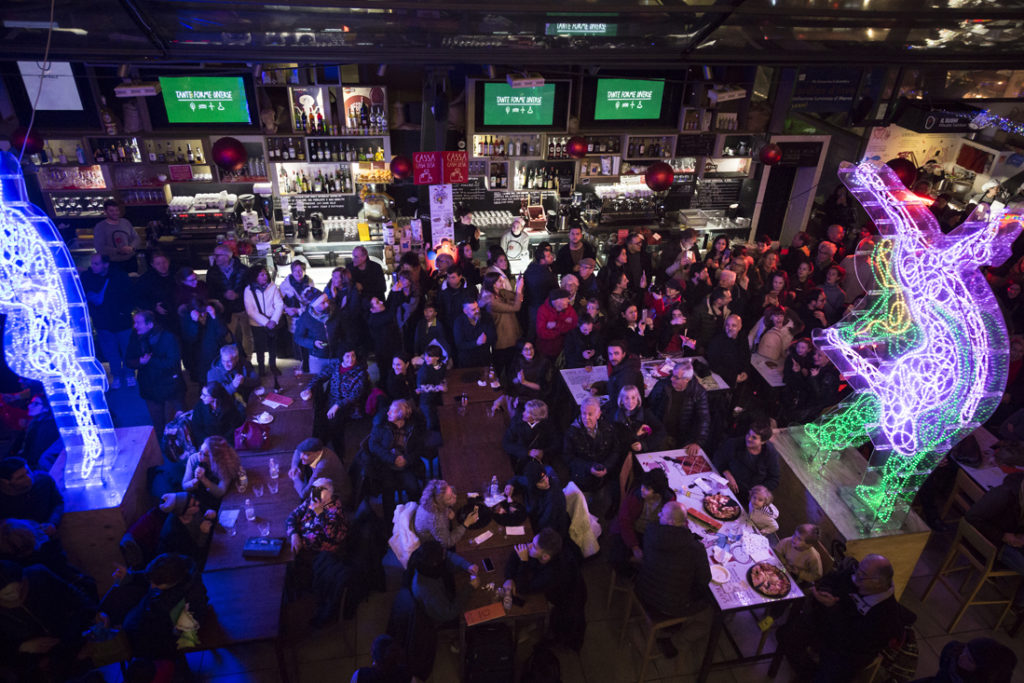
[160,76,251,124]
[483,83,555,127]
[593,79,664,121]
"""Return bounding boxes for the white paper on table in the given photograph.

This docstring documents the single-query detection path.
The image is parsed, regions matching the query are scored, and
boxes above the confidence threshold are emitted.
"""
[219,508,240,528]
[262,398,286,409]
[471,530,493,545]
[705,473,729,486]
[743,533,772,562]
[693,477,714,493]
[504,526,526,536]
[712,546,732,564]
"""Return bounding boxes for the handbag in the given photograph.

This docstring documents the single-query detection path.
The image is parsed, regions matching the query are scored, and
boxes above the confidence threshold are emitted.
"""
[234,420,270,450]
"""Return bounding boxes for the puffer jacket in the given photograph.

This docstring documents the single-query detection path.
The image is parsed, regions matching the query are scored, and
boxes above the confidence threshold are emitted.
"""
[562,415,623,492]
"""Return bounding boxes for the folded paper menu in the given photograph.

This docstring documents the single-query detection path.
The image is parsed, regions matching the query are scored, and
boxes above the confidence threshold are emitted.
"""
[470,530,493,545]
[261,393,293,409]
[464,602,505,626]
[219,508,240,528]
[504,526,526,536]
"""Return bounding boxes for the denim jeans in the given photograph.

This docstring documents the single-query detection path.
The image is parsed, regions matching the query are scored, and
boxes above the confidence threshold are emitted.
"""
[998,544,1024,606]
[96,328,131,380]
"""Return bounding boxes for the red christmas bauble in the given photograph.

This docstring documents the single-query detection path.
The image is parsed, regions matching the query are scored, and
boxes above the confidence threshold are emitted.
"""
[885,157,918,188]
[644,161,674,192]
[211,137,248,171]
[566,136,588,159]
[759,143,783,166]
[390,155,412,180]
[10,126,44,156]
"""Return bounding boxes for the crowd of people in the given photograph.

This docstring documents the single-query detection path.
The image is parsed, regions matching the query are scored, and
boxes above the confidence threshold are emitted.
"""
[2,202,1023,682]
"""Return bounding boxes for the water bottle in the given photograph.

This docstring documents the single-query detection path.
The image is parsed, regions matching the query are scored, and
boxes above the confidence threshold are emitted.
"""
[268,458,279,479]
[236,467,248,493]
[244,498,256,521]
[489,475,499,500]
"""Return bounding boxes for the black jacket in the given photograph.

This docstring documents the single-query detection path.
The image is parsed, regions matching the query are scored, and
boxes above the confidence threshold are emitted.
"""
[647,378,710,449]
[635,524,710,616]
[563,416,623,492]
[350,259,388,303]
[611,405,667,453]
[295,309,343,359]
[190,398,244,444]
[502,417,562,472]
[204,259,247,316]
[523,261,559,314]
[706,331,751,387]
[508,467,569,539]
[125,326,185,402]
[81,265,134,331]
[603,356,644,404]
[966,472,1024,545]
[554,242,597,277]
[563,328,603,369]
[453,312,496,368]
[712,437,781,501]
[136,269,178,330]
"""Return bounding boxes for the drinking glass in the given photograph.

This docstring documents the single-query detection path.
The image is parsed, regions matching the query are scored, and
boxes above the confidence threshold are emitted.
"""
[253,483,265,497]
[257,520,271,537]
[267,478,279,494]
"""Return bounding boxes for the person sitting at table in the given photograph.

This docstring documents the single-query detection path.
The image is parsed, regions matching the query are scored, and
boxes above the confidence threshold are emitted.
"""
[188,382,245,445]
[0,518,96,601]
[288,437,348,502]
[368,400,426,506]
[155,492,214,560]
[408,539,479,627]
[103,552,208,661]
[712,417,779,504]
[913,637,1017,683]
[286,477,351,628]
[182,435,242,510]
[414,479,479,549]
[778,553,911,683]
[503,528,587,651]
[502,399,561,474]
[302,349,370,457]
[657,305,697,356]
[505,460,569,541]
[535,288,578,361]
[776,523,824,585]
[564,314,602,369]
[747,484,779,536]
[647,361,710,454]
[453,299,496,369]
[751,305,799,362]
[608,468,675,576]
[206,343,263,407]
[0,456,64,534]
[634,501,711,659]
[0,559,97,682]
[707,314,751,389]
[590,340,643,404]
[790,345,846,424]
[563,396,625,518]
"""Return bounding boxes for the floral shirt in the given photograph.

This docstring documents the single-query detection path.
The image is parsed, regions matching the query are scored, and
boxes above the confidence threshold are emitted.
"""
[285,495,348,552]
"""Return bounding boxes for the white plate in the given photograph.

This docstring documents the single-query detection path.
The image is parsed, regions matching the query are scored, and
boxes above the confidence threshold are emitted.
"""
[711,565,730,584]
[254,412,274,425]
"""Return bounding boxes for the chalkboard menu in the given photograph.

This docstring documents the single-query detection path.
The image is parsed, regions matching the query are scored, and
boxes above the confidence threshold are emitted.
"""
[676,134,716,157]
[451,176,523,212]
[695,177,743,210]
[777,141,823,167]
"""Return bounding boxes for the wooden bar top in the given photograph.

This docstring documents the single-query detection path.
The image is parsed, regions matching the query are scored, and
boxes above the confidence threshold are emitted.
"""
[444,366,505,404]
[438,401,511,494]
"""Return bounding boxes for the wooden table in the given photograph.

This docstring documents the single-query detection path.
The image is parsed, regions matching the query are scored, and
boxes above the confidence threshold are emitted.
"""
[206,473,299,572]
[438,402,511,494]
[445,366,505,404]
[239,385,316,456]
[750,353,785,388]
[634,449,804,683]
[770,426,931,599]
[959,425,1008,491]
[560,357,729,405]
[192,564,290,682]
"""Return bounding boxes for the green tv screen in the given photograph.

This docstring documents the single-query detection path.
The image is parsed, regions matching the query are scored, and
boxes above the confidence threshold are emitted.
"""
[160,76,251,124]
[594,79,664,120]
[482,83,555,126]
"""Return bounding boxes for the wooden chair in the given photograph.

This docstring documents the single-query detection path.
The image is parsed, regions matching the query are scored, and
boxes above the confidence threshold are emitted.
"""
[606,567,632,612]
[940,469,985,523]
[619,586,701,683]
[922,518,1020,632]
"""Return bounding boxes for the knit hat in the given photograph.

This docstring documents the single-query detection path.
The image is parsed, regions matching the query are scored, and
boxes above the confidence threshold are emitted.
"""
[159,492,191,515]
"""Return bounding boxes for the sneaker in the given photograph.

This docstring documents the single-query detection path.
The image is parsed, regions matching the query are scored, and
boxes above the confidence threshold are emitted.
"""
[109,377,122,390]
[125,375,137,388]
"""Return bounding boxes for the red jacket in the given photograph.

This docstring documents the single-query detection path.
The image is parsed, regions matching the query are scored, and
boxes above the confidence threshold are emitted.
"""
[535,300,578,358]
[612,486,677,551]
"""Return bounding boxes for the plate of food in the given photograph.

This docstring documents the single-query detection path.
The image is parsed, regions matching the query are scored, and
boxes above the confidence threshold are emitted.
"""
[703,492,742,521]
[746,561,792,599]
[456,503,490,530]
[710,565,731,584]
[490,500,527,527]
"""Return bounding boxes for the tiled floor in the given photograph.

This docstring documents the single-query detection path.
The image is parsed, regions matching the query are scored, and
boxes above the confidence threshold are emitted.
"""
[94,357,1024,682]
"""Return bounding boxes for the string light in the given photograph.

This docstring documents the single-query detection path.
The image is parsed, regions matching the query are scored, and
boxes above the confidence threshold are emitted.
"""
[966,110,1024,137]
[0,151,117,487]
[805,161,1019,524]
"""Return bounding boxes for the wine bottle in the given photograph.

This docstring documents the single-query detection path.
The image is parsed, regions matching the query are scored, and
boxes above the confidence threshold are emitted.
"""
[186,143,195,163]
[99,96,120,135]
[147,142,157,163]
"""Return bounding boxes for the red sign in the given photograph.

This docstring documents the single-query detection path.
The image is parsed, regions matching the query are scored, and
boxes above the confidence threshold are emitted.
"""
[413,152,442,185]
[168,164,194,182]
[443,151,469,184]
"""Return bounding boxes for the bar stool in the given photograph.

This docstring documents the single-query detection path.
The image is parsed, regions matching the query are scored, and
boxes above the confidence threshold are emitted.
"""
[922,518,1020,632]
[619,586,701,683]
[940,469,984,523]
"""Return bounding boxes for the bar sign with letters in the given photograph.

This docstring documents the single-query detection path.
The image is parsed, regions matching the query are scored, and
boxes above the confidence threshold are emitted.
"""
[414,152,442,185]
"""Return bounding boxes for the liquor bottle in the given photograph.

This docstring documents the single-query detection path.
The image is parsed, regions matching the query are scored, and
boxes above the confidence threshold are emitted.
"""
[547,138,555,158]
[638,139,646,157]
[313,170,322,193]
[628,140,636,158]
[375,146,385,162]
[76,144,86,165]
[116,140,127,162]
[489,165,497,189]
[94,146,105,163]
[99,96,120,135]
[296,141,306,161]
[186,143,195,163]
[40,145,50,164]
[147,142,157,163]
[300,109,308,134]
[500,165,508,188]
[478,136,486,157]
[58,147,68,165]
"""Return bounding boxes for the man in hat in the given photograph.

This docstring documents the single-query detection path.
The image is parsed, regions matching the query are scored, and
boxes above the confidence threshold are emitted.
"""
[288,437,348,502]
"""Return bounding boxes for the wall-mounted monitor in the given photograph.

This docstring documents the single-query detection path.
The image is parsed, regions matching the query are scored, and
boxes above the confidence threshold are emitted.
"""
[159,76,252,124]
[579,76,681,130]
[472,79,571,132]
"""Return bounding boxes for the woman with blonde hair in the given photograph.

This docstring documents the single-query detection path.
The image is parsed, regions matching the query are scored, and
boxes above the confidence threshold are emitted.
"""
[755,306,802,363]
[414,479,479,548]
[182,435,241,508]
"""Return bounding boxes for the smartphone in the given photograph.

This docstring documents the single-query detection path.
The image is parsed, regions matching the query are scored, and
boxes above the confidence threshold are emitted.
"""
[482,557,495,573]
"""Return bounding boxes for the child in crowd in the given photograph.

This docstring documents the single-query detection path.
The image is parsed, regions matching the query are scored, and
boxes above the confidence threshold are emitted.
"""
[416,345,447,431]
[776,523,823,584]
[563,314,601,369]
[747,484,779,535]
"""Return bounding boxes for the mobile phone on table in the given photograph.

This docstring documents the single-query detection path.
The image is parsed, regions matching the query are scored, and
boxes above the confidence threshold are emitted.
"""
[482,557,495,573]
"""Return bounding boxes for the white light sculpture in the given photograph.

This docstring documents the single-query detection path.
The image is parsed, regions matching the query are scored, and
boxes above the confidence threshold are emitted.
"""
[0,151,117,487]
[806,161,1020,526]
